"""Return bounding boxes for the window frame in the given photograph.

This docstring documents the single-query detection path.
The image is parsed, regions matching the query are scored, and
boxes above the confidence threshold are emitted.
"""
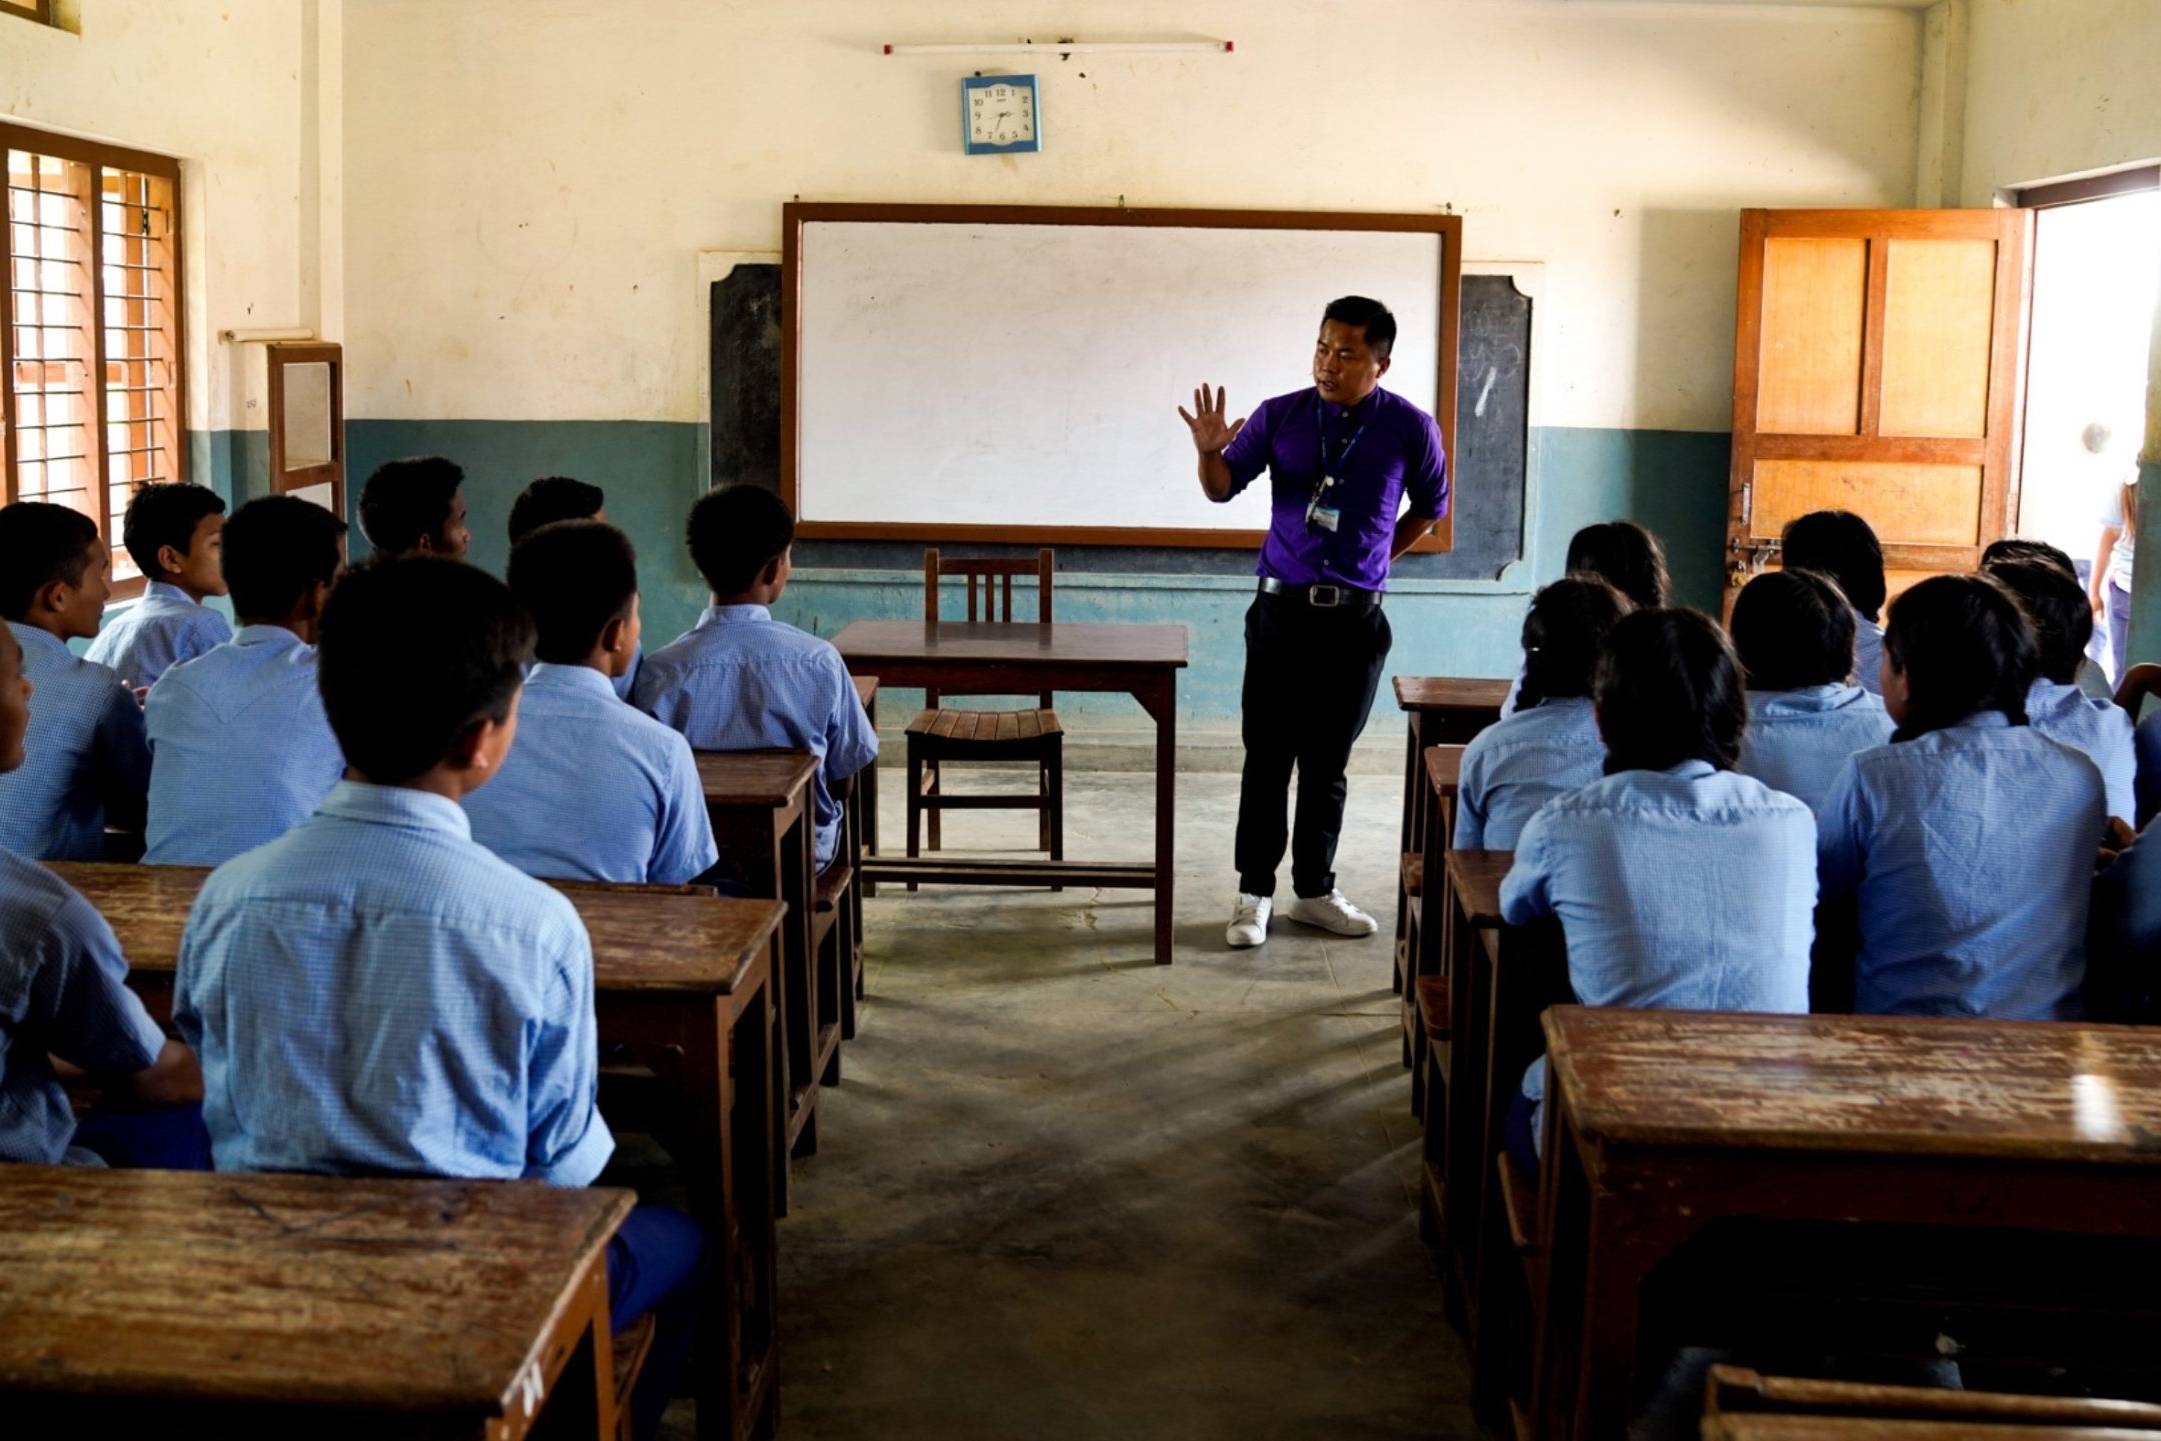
[0,1,56,28]
[2013,165,2161,211]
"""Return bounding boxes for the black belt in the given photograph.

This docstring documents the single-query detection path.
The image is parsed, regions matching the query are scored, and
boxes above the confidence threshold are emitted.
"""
[1258,577,1381,612]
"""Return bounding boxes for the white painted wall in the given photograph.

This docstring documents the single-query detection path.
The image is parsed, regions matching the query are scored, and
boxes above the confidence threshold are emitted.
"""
[341,0,1924,432]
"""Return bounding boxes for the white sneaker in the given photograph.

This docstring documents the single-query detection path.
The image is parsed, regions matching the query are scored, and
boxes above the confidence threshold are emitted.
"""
[1285,889,1379,937]
[1226,892,1272,948]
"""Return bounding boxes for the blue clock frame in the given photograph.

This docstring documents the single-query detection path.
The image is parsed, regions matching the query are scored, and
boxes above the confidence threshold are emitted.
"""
[961,73,1042,155]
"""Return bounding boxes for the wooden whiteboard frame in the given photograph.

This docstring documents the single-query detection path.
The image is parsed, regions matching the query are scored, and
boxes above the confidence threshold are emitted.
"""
[780,202,1463,551]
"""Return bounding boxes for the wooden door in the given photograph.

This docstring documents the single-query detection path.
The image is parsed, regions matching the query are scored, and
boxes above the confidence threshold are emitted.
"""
[1727,209,2034,605]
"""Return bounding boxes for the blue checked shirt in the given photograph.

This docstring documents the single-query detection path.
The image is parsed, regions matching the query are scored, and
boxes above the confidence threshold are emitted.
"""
[2025,678,2135,823]
[0,623,150,860]
[1818,712,2102,1020]
[1736,685,1895,815]
[174,781,614,1185]
[0,847,168,1164]
[85,581,232,691]
[144,626,346,866]
[465,663,718,885]
[634,604,879,868]
[1453,696,1605,851]
[1853,612,1885,695]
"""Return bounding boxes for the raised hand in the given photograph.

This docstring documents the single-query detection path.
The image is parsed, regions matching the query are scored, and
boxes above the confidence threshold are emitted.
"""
[1177,384,1247,455]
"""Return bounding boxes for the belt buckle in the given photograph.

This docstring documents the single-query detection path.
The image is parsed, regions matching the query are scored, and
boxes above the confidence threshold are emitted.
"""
[1308,584,1343,608]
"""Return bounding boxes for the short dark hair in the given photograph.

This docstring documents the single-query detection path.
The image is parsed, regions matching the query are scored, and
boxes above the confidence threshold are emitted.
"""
[1518,575,1633,709]
[0,502,100,620]
[509,520,638,664]
[1730,568,1857,692]
[1882,573,2036,740]
[507,476,606,545]
[1321,295,1397,360]
[1594,608,1749,774]
[358,456,463,556]
[317,556,534,784]
[1780,510,1886,621]
[121,482,226,579]
[1979,537,2078,580]
[223,497,347,623]
[1983,556,2090,684]
[688,485,794,596]
[1565,521,1670,610]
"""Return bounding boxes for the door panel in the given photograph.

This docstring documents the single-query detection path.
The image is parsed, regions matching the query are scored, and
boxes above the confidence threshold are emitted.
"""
[1758,237,1869,434]
[1751,459,1985,546]
[1879,238,1997,438]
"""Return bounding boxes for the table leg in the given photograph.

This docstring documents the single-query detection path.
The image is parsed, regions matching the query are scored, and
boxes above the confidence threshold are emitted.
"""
[1141,676,1177,966]
[525,1257,616,1441]
[779,805,821,1158]
[860,692,880,897]
[1395,713,1424,996]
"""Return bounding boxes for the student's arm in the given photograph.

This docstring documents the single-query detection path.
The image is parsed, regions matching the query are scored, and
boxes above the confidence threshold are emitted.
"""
[524,921,614,1186]
[96,678,153,828]
[650,736,721,887]
[2095,524,2123,616]
[1815,761,1869,901]
[34,896,173,1090]
[1497,814,1556,926]
[1391,415,1450,559]
[1451,747,1487,851]
[822,655,880,782]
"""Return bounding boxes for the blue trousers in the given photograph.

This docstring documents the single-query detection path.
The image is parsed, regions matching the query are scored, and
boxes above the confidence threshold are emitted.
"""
[1505,1087,1541,1187]
[71,1101,212,1171]
[606,1202,710,1441]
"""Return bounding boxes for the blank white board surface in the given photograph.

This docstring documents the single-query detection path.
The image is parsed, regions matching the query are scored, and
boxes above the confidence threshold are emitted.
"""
[794,218,1445,537]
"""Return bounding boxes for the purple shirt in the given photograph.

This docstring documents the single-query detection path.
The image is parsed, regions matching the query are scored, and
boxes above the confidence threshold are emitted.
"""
[1219,385,1449,591]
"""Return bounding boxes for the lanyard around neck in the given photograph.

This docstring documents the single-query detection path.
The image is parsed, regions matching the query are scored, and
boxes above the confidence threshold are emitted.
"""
[1315,392,1369,480]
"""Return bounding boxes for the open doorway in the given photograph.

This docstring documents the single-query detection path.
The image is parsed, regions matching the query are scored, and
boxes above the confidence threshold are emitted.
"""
[2015,170,2161,685]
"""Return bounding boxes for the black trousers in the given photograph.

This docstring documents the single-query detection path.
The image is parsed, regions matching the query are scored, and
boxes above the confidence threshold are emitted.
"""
[1234,592,1392,899]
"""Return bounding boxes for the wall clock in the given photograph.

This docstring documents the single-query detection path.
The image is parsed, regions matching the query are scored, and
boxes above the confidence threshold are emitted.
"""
[962,74,1041,155]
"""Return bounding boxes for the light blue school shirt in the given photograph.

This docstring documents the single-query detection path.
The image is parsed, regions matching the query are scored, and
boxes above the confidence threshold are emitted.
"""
[173,781,613,1186]
[1853,612,1885,695]
[465,663,718,885]
[0,623,150,860]
[84,580,231,691]
[612,645,640,701]
[633,604,879,868]
[0,848,168,1164]
[2136,708,2161,828]
[143,625,346,866]
[2025,678,2135,823]
[1453,696,1605,851]
[1818,712,2101,1021]
[1736,685,1895,814]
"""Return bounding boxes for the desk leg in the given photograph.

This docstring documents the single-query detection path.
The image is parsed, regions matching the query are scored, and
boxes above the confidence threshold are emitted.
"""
[526,1257,616,1441]
[1395,713,1424,996]
[1139,676,1177,966]
[779,806,820,1159]
[861,692,879,897]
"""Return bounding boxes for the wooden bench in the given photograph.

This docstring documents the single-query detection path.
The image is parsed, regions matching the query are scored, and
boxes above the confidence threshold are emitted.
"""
[1404,743,1465,1095]
[1392,676,1509,1000]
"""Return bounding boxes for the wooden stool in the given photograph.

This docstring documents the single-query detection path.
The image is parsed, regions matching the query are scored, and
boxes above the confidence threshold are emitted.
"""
[1416,976,1451,1248]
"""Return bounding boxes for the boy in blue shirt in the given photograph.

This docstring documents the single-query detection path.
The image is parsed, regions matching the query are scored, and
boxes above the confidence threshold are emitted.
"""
[635,486,876,871]
[85,482,231,690]
[1731,568,1893,814]
[174,556,703,1440]
[144,496,349,865]
[1782,510,1887,697]
[0,503,151,859]
[1984,555,2135,823]
[357,454,471,560]
[508,474,639,698]
[466,521,718,884]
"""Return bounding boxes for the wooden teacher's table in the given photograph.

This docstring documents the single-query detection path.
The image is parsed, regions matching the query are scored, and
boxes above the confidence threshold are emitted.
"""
[832,620,1189,964]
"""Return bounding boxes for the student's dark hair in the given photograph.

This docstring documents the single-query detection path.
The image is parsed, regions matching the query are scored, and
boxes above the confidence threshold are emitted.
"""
[688,484,794,596]
[1881,573,2036,740]
[1780,510,1886,621]
[509,520,638,664]
[0,502,100,621]
[222,497,347,623]
[1983,556,2090,684]
[1593,608,1749,774]
[357,456,463,556]
[317,556,534,784]
[121,482,226,578]
[1321,295,1397,360]
[507,475,606,545]
[1730,568,1857,692]
[1979,536,2078,580]
[1517,575,1633,710]
[1564,521,1669,610]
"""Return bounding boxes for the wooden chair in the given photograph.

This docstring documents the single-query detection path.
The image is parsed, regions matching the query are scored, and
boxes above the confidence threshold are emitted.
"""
[906,548,1065,885]
[2115,661,2161,717]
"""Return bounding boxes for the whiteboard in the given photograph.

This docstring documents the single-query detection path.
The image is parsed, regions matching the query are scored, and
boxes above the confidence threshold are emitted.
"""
[791,211,1453,542]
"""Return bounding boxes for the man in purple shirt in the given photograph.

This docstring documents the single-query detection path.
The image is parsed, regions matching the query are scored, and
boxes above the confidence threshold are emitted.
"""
[1179,296,1449,950]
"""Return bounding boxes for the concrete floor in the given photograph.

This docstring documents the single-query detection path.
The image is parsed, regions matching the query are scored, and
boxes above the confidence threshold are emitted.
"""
[749,764,1478,1440]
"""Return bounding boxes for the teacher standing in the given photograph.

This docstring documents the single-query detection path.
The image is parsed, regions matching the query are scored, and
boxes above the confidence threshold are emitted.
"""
[1179,296,1449,950]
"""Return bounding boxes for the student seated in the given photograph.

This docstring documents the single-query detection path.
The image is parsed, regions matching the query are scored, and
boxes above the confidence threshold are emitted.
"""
[464,521,718,885]
[1818,574,2103,1020]
[1730,568,1893,814]
[1781,509,1887,696]
[1981,537,2114,700]
[634,486,876,871]
[84,482,231,690]
[143,497,349,866]
[173,556,704,1441]
[0,503,151,859]
[1501,608,1815,1174]
[507,474,639,698]
[1984,555,2135,822]
[0,624,207,1169]
[356,455,471,560]
[1455,576,1628,850]
[1499,520,1669,718]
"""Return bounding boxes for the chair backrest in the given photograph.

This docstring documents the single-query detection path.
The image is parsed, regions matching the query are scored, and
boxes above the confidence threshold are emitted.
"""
[923,548,1055,709]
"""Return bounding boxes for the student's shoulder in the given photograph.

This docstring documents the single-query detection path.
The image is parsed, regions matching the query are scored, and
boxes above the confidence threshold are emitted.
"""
[1703,769,1816,823]
[0,846,88,935]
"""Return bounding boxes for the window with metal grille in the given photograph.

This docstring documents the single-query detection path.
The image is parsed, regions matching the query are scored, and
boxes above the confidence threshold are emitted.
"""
[1,124,185,594]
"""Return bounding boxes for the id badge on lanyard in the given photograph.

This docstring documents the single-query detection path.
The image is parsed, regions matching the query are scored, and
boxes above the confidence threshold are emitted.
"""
[1306,394,1365,535]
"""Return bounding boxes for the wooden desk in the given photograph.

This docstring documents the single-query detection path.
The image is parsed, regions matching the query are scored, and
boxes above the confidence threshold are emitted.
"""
[1534,1008,2161,1441]
[49,862,783,1441]
[1392,677,1509,997]
[833,620,1189,965]
[1705,1364,2161,1435]
[0,1165,630,1438]
[1405,744,1465,1080]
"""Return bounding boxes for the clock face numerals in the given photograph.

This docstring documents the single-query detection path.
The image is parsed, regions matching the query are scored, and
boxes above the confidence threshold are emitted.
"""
[965,77,1038,150]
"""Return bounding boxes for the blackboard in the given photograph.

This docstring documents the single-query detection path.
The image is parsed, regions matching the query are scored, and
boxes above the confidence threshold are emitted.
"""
[709,266,782,492]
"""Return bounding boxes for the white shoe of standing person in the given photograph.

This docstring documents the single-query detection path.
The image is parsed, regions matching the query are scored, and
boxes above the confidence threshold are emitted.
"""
[1226,892,1272,949]
[1285,889,1379,937]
